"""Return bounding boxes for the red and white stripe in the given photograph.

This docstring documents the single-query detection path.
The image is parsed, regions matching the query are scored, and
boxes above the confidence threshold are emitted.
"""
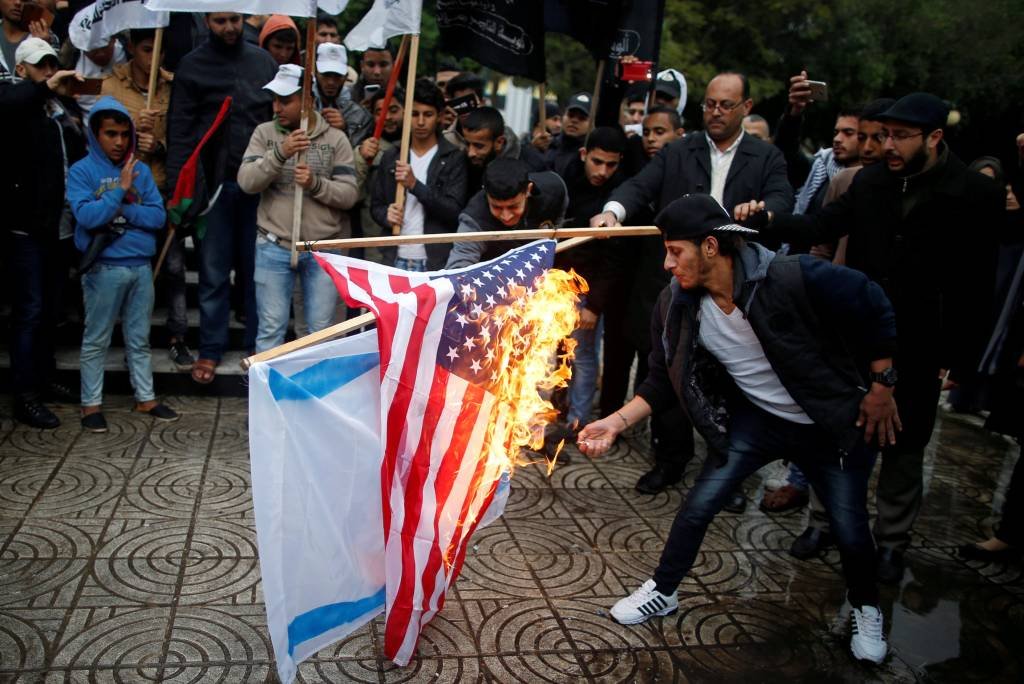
[315,253,505,665]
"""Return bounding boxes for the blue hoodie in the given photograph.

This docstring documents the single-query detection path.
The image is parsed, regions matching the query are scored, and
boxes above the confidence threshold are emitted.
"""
[68,95,165,266]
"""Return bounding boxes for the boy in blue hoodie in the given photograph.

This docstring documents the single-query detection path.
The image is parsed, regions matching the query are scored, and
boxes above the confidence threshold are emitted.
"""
[68,96,179,432]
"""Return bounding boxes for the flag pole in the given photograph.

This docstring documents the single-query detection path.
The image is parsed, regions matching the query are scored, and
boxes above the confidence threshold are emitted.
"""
[584,58,605,148]
[372,34,409,139]
[241,234,598,370]
[148,26,171,282]
[392,32,420,236]
[295,225,661,251]
[289,19,319,268]
[537,82,546,137]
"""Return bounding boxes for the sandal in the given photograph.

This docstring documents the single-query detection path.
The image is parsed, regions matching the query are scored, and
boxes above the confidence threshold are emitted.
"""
[191,358,218,385]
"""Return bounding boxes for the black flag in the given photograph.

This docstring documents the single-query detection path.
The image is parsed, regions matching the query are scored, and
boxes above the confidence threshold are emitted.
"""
[436,0,546,82]
[610,0,665,63]
[543,0,624,60]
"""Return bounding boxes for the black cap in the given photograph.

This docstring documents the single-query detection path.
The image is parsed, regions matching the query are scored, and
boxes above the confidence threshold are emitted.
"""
[878,92,948,130]
[860,97,896,122]
[565,92,592,116]
[543,100,561,118]
[655,195,759,241]
[654,71,681,99]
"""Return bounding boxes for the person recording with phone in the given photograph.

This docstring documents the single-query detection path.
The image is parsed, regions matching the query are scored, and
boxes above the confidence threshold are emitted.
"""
[1,36,87,429]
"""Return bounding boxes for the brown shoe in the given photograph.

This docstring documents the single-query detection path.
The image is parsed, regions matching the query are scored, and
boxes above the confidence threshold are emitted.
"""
[759,484,809,513]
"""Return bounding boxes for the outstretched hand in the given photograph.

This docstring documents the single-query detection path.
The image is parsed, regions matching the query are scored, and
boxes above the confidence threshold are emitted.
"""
[576,415,623,458]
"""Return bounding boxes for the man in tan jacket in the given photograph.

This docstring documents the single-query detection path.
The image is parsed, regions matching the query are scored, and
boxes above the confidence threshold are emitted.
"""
[238,64,358,353]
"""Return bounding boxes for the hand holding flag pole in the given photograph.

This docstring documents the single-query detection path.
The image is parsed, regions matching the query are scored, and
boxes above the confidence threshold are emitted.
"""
[392,33,420,236]
[289,17,319,268]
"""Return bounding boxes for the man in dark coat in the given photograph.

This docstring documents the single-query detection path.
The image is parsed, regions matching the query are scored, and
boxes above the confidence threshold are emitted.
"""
[165,12,277,383]
[741,92,1005,582]
[1,38,86,428]
[578,194,899,665]
[522,92,592,177]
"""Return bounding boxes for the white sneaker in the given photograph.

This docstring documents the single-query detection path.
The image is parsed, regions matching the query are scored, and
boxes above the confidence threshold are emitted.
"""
[610,579,679,625]
[850,605,887,664]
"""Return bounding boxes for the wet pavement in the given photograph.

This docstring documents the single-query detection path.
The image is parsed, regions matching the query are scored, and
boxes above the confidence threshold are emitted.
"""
[0,395,1021,682]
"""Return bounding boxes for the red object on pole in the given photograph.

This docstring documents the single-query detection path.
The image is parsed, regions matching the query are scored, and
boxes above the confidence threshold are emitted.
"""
[372,35,411,140]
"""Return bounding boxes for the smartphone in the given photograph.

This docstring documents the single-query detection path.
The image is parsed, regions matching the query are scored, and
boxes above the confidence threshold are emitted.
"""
[20,2,54,27]
[806,80,828,102]
[363,84,381,98]
[618,59,653,82]
[446,93,478,116]
[69,78,104,96]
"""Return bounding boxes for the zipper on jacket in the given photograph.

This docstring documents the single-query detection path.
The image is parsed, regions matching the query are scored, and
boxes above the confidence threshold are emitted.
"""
[902,178,908,193]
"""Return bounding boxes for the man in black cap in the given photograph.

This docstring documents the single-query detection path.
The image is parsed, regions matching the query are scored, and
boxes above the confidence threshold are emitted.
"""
[523,92,593,176]
[445,158,567,268]
[653,71,682,111]
[739,92,1005,583]
[578,193,899,665]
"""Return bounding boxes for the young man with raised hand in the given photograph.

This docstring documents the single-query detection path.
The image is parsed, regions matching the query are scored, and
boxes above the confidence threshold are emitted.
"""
[238,64,359,353]
[578,194,899,665]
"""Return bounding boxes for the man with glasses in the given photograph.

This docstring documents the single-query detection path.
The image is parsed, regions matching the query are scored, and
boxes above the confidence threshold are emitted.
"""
[590,71,794,510]
[738,92,1004,583]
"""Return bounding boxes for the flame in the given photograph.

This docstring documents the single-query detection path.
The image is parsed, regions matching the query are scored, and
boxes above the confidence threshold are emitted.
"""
[484,268,587,475]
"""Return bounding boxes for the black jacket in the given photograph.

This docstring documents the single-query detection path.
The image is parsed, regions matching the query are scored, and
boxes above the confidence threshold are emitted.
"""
[522,131,585,177]
[763,145,1005,378]
[0,79,86,240]
[608,131,794,235]
[370,137,468,269]
[446,171,567,269]
[637,243,897,459]
[165,33,277,187]
[556,157,626,316]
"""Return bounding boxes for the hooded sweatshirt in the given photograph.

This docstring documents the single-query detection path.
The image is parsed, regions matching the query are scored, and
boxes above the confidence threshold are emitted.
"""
[258,15,301,65]
[68,96,166,265]
[237,111,359,244]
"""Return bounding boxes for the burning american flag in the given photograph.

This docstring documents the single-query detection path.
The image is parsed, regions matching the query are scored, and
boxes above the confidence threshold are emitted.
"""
[314,240,583,665]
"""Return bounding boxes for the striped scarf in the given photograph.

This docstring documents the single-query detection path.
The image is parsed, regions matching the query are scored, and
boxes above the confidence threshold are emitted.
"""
[794,148,843,215]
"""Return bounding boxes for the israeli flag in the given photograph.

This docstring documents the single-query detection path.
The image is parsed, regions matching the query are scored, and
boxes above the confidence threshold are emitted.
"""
[249,331,508,682]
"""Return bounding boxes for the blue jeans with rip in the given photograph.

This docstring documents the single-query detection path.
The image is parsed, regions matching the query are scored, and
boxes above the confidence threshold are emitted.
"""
[253,237,341,353]
[80,263,156,406]
[197,182,258,361]
[653,399,878,608]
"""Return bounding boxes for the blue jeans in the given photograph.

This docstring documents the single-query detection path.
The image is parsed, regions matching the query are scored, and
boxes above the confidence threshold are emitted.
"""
[567,312,602,425]
[653,400,878,608]
[198,182,258,360]
[253,238,340,353]
[394,256,429,272]
[80,263,155,406]
[7,233,64,398]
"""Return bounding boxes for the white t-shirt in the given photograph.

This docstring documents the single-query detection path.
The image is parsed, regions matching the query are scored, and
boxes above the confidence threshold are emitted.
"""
[697,294,813,424]
[397,145,438,261]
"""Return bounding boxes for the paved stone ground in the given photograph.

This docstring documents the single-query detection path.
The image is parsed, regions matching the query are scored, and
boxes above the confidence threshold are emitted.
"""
[0,395,1021,683]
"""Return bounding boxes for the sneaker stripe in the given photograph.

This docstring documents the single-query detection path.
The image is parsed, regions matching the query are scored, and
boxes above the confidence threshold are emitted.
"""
[653,596,665,610]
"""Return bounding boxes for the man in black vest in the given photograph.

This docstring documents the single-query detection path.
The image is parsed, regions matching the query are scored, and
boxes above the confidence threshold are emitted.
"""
[445,158,566,269]
[578,194,899,665]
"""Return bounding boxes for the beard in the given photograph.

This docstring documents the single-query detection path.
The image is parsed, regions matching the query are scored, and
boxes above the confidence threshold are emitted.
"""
[896,145,929,176]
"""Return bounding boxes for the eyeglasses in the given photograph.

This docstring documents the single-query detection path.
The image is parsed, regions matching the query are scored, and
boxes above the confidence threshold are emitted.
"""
[882,131,925,142]
[701,99,742,113]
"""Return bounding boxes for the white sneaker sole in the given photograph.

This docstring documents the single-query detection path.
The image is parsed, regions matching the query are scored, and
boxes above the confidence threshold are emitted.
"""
[611,606,677,625]
[850,639,886,664]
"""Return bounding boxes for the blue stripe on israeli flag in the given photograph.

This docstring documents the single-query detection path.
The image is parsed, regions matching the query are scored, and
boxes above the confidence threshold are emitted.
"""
[286,587,387,656]
[269,352,378,401]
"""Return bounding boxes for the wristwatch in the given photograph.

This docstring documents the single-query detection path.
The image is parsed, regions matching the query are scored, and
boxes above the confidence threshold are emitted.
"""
[869,367,898,387]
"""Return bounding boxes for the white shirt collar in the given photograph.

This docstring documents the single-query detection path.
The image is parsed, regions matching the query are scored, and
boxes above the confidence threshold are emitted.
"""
[705,130,744,158]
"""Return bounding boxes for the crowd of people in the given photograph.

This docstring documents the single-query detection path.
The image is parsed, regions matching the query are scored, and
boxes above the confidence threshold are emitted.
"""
[1,4,1021,667]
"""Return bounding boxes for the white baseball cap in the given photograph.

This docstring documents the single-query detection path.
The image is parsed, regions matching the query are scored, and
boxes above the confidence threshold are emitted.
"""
[15,37,59,66]
[263,64,303,97]
[316,43,347,76]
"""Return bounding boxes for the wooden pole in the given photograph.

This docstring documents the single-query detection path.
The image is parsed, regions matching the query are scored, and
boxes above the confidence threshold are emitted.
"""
[145,27,164,110]
[241,235,598,370]
[372,35,410,140]
[289,20,318,268]
[152,222,174,281]
[584,59,606,148]
[295,226,661,251]
[537,82,546,135]
[392,33,420,236]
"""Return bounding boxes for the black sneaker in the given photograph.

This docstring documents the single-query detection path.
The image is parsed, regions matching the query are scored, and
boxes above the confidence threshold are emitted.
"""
[14,397,60,429]
[169,340,196,371]
[80,411,108,433]
[43,382,77,404]
[635,464,682,495]
[789,527,835,559]
[137,403,179,422]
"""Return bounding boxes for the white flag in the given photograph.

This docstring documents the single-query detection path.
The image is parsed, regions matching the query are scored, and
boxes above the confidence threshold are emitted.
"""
[344,0,421,52]
[248,329,508,682]
[141,0,348,18]
[69,1,169,51]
